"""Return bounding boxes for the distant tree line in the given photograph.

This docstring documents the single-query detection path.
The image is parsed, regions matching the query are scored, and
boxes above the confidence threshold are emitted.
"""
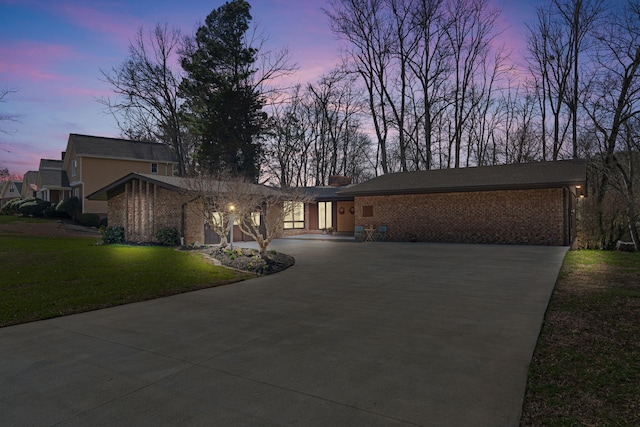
[100,0,640,249]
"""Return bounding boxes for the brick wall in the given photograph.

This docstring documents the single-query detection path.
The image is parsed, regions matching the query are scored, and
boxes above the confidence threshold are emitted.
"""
[107,178,204,244]
[355,188,567,245]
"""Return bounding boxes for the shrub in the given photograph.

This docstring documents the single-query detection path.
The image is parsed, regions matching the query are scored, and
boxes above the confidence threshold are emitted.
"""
[1,198,22,215]
[43,206,65,218]
[56,197,81,219]
[154,226,180,246]
[77,213,101,228]
[17,198,50,217]
[100,226,125,244]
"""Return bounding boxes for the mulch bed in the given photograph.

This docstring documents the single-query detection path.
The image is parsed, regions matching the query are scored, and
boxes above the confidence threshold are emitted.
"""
[202,246,295,275]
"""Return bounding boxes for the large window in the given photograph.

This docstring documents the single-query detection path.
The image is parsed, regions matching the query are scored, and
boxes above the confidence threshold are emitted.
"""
[318,201,332,230]
[283,201,304,229]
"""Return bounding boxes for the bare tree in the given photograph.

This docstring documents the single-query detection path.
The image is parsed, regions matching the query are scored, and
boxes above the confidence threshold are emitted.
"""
[527,6,572,160]
[526,0,602,161]
[553,0,604,158]
[184,172,237,246]
[100,24,190,174]
[327,0,394,174]
[611,122,640,249]
[0,87,19,152]
[581,0,640,248]
[262,85,312,188]
[230,181,312,255]
[406,0,452,170]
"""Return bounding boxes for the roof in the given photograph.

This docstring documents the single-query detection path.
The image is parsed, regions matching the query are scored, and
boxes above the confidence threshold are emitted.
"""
[67,134,177,163]
[39,159,63,170]
[39,169,70,189]
[299,185,356,201]
[338,160,587,196]
[87,173,282,201]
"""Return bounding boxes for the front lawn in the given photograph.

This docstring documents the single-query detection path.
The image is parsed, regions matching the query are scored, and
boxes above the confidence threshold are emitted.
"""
[0,217,253,327]
[521,249,640,426]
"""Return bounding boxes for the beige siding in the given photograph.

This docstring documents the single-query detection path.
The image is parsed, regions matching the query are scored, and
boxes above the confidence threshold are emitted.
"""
[72,156,174,215]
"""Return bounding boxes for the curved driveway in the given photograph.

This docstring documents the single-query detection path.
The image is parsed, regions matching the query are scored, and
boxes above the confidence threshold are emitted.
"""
[0,240,567,426]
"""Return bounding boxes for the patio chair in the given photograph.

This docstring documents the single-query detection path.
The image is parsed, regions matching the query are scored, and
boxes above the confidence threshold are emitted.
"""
[354,225,365,241]
[374,225,387,241]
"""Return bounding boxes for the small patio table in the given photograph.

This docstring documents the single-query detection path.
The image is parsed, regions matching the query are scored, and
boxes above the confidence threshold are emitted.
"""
[364,227,376,242]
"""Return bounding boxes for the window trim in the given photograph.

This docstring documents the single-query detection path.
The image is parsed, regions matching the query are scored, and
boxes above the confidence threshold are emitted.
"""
[283,201,305,229]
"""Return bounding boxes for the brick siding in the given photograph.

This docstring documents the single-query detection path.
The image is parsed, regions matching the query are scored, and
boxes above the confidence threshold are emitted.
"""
[107,178,205,244]
[355,188,567,245]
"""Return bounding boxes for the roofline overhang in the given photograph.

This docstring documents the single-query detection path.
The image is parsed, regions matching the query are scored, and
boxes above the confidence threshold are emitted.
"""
[86,173,184,201]
[338,181,587,197]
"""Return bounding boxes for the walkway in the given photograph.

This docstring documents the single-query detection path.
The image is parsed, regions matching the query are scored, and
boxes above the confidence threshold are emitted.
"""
[0,240,567,426]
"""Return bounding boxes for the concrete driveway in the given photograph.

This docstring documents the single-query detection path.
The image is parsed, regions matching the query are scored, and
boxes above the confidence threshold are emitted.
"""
[0,240,567,426]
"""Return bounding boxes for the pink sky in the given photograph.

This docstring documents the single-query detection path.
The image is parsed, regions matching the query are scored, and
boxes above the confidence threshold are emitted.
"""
[0,0,540,177]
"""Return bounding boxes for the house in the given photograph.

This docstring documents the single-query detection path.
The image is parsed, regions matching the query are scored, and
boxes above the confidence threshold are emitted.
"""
[281,176,356,236]
[87,173,280,245]
[35,159,70,204]
[61,134,178,216]
[338,160,587,246]
[0,179,22,207]
[20,171,38,199]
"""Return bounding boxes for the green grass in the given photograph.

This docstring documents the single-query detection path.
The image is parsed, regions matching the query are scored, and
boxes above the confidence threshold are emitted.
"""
[521,250,640,426]
[0,217,253,327]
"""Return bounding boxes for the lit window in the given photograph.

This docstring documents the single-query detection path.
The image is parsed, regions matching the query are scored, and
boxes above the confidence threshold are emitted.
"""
[251,212,261,227]
[318,201,332,229]
[151,163,158,174]
[283,201,304,229]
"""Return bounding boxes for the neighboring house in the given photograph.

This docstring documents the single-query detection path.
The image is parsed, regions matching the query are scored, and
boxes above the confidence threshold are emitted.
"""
[339,159,587,246]
[87,173,279,245]
[62,134,178,216]
[36,159,70,205]
[20,171,38,199]
[281,175,356,236]
[0,180,22,207]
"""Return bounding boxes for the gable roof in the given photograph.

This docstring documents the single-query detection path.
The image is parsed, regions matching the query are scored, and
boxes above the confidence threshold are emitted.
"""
[36,159,69,190]
[87,173,281,201]
[39,159,63,170]
[0,180,22,199]
[66,134,177,163]
[339,160,587,197]
[38,169,70,189]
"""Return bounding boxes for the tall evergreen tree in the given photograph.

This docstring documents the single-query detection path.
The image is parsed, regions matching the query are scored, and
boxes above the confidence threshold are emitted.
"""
[180,0,264,181]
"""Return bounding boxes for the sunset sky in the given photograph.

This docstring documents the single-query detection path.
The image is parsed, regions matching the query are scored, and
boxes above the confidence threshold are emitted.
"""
[1,0,542,176]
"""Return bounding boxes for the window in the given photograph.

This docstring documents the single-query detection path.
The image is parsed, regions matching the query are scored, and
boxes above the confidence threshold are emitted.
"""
[283,201,304,229]
[71,159,77,177]
[151,163,158,174]
[251,212,261,227]
[362,205,374,217]
[9,185,14,193]
[73,188,80,198]
[318,201,332,229]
